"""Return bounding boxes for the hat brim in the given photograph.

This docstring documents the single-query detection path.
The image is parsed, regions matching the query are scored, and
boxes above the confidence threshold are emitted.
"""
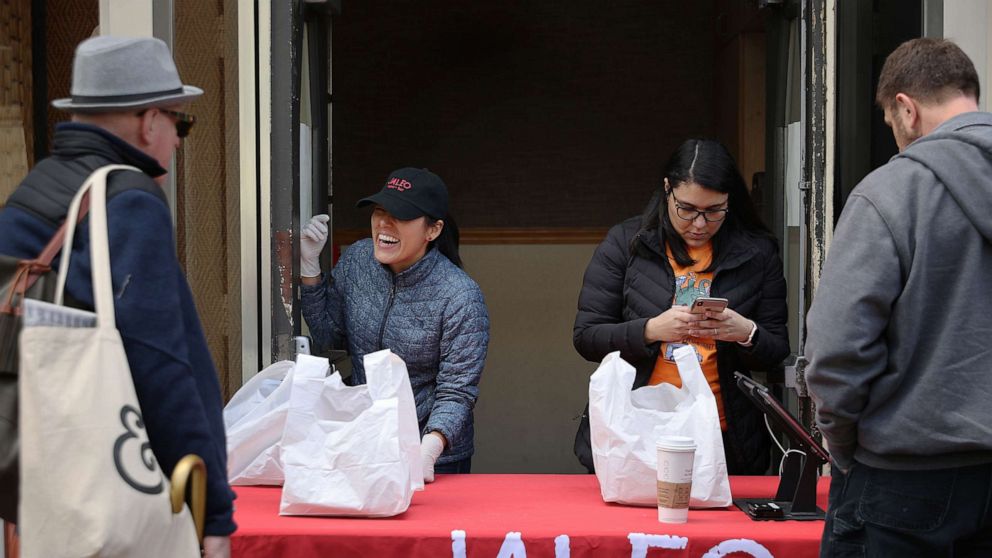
[356,191,428,221]
[51,85,204,113]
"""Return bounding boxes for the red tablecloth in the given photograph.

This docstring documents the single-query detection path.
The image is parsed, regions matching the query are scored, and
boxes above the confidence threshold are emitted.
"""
[232,475,829,557]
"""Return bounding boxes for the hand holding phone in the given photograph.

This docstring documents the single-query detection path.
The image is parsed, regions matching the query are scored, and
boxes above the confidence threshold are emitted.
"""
[644,305,696,343]
[690,297,729,314]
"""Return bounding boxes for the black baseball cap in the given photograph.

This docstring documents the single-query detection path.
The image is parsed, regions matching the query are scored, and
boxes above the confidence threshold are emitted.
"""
[356,167,449,220]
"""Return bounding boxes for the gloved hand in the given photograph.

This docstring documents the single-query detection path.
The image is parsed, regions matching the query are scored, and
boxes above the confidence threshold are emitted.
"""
[300,214,330,277]
[421,431,446,483]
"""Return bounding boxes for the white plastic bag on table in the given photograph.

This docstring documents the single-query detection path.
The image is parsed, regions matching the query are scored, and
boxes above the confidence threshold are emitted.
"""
[224,360,294,485]
[279,350,423,517]
[589,347,732,508]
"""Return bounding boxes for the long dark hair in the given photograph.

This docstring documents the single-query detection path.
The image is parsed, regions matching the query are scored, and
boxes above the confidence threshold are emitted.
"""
[633,139,770,271]
[430,213,463,268]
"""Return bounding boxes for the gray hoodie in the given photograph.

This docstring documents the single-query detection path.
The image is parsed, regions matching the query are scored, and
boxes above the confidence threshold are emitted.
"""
[806,111,992,471]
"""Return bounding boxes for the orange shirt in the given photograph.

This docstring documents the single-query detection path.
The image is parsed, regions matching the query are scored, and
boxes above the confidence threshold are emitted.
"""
[648,242,726,430]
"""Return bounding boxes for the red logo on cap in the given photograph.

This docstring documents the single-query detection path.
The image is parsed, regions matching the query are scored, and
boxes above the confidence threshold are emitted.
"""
[387,178,413,191]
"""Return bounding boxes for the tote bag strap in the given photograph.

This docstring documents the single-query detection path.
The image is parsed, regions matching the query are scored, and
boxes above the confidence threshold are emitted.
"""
[54,164,142,329]
[0,195,91,316]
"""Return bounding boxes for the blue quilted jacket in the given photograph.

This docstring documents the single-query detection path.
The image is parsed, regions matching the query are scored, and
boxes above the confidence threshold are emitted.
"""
[301,240,490,463]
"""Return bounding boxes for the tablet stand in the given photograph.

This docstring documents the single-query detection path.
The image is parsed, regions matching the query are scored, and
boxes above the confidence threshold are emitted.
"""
[732,373,827,521]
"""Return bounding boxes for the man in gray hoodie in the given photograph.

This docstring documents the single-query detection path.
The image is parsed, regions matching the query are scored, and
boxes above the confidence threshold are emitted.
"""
[806,38,992,555]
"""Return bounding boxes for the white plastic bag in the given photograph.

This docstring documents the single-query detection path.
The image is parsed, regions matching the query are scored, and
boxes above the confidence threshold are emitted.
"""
[224,360,295,485]
[589,348,732,508]
[279,350,423,517]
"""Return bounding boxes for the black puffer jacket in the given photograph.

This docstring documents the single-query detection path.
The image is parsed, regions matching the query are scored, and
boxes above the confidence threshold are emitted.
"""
[573,216,789,474]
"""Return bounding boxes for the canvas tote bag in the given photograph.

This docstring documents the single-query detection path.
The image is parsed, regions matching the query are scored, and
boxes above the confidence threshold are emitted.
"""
[17,165,200,558]
[0,193,92,523]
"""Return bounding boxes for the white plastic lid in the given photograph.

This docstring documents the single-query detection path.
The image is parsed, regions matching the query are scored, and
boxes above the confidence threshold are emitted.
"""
[656,435,696,452]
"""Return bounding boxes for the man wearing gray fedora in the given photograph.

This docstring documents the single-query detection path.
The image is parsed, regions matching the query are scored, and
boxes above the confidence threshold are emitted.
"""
[0,36,234,556]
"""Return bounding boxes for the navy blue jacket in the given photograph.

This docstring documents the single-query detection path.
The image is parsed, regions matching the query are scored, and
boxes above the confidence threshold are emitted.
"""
[301,240,490,464]
[0,124,235,535]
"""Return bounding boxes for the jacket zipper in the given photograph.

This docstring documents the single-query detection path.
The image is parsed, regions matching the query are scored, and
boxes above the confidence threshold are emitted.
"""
[643,229,757,466]
[377,276,397,350]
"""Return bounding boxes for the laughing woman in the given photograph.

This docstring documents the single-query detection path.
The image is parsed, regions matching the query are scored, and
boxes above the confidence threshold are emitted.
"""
[300,168,490,483]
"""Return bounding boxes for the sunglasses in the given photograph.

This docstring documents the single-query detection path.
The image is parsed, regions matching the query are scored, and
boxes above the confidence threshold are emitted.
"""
[136,108,196,138]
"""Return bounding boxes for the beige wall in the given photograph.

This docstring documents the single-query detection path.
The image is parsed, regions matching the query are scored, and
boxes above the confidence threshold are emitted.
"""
[943,0,992,112]
[461,244,598,473]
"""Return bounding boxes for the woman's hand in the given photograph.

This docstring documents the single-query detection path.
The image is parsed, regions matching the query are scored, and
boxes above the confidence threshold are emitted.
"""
[688,307,755,343]
[301,214,330,279]
[421,431,446,484]
[644,305,699,343]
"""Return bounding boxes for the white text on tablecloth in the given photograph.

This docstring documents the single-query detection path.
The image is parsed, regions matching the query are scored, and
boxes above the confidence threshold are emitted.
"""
[450,530,775,558]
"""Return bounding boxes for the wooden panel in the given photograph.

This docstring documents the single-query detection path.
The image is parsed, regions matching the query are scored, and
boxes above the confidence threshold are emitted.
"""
[0,106,28,203]
[715,33,741,165]
[334,227,609,246]
[738,32,766,189]
[0,0,32,203]
[714,0,766,191]
[46,0,98,145]
[175,0,242,399]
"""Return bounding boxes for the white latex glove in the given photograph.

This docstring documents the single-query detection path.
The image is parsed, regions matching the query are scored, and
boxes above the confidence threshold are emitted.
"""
[203,536,231,558]
[300,214,330,277]
[421,431,445,484]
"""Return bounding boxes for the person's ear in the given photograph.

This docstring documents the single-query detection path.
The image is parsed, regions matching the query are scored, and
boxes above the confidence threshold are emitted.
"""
[894,93,920,129]
[427,219,444,242]
[663,177,671,196]
[137,109,156,146]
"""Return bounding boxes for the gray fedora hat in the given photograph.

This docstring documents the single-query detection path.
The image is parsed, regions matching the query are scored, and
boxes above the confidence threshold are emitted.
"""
[52,36,203,112]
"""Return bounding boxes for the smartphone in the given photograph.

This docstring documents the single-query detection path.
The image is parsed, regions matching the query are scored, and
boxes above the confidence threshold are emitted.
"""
[690,297,729,314]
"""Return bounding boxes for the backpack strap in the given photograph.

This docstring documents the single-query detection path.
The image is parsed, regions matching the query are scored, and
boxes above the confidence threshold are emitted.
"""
[0,192,90,315]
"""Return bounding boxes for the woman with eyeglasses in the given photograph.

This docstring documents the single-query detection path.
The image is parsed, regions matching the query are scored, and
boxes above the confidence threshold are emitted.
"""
[572,138,789,475]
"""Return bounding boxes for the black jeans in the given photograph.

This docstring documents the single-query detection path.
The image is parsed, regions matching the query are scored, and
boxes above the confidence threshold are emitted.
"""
[821,461,992,557]
[434,457,472,475]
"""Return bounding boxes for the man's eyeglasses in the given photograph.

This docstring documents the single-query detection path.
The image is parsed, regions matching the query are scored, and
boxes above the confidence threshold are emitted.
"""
[670,191,729,222]
[136,108,196,138]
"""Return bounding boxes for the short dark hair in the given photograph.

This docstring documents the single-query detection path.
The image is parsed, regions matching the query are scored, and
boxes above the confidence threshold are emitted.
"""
[633,139,770,271]
[876,38,980,110]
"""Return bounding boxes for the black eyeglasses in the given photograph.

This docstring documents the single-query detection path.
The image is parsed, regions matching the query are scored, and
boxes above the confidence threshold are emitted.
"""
[670,191,729,222]
[136,108,196,138]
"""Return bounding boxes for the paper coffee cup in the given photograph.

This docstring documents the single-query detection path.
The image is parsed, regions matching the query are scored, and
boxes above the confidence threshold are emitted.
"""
[656,435,696,523]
